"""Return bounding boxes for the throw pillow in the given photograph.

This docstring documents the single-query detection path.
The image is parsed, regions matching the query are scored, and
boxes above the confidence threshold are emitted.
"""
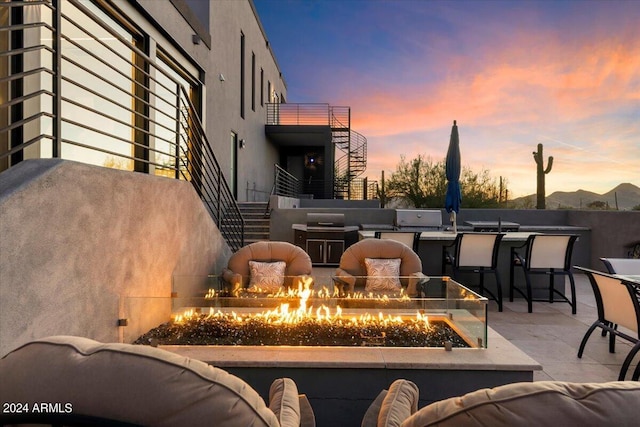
[364,258,402,292]
[378,379,419,427]
[268,378,301,427]
[248,260,286,293]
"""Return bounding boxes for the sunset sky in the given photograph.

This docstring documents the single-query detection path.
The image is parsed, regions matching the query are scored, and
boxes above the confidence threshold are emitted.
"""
[253,0,640,198]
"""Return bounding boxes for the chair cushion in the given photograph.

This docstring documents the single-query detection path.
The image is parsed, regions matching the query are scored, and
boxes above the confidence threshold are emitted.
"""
[249,260,286,292]
[364,258,402,291]
[337,239,423,291]
[400,381,640,427]
[0,336,280,427]
[225,241,312,289]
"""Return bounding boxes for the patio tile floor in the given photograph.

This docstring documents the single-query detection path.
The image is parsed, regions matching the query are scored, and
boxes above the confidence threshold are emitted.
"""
[313,267,637,383]
[484,273,634,382]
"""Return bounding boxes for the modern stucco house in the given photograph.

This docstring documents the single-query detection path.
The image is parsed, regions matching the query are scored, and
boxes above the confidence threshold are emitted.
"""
[0,0,371,356]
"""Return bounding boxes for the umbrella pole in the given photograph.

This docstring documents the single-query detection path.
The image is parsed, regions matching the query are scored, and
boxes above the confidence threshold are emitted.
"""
[450,211,457,233]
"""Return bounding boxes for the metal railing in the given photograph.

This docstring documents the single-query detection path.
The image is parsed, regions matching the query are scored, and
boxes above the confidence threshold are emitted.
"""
[263,163,300,217]
[266,103,351,127]
[0,0,244,250]
[266,103,368,200]
[273,163,300,198]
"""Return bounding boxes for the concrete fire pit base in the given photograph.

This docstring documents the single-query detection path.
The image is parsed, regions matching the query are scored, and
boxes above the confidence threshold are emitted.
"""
[162,327,540,427]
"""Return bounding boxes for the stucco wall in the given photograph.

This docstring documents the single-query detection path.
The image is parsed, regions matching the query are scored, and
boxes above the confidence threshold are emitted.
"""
[0,159,232,356]
[567,210,640,266]
[136,0,286,202]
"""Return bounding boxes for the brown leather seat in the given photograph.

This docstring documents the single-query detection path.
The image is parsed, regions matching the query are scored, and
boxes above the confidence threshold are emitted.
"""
[222,241,313,290]
[362,379,640,427]
[334,238,424,296]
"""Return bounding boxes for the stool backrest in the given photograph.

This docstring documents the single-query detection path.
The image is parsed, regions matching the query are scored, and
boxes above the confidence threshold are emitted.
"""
[456,233,503,268]
[527,234,578,270]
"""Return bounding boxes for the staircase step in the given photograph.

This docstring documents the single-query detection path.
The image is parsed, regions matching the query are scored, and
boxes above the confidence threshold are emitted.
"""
[235,202,271,244]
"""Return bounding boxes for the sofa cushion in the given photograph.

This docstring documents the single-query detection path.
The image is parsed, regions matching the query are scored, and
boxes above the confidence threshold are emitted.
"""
[361,389,387,427]
[379,379,419,427]
[364,258,402,292]
[249,260,286,292]
[0,336,280,427]
[269,378,301,427]
[401,381,640,427]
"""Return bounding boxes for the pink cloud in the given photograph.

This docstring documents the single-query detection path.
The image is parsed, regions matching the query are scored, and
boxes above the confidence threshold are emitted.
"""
[347,24,640,196]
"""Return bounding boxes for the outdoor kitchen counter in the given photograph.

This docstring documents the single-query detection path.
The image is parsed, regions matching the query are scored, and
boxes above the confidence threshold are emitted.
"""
[359,230,537,242]
[292,224,360,232]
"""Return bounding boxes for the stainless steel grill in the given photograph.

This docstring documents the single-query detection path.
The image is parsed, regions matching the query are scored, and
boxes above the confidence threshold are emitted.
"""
[394,209,443,231]
[306,213,346,231]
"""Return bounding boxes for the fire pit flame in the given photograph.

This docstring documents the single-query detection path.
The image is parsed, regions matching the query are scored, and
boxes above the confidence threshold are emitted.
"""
[204,276,411,302]
[174,277,430,330]
[138,277,473,348]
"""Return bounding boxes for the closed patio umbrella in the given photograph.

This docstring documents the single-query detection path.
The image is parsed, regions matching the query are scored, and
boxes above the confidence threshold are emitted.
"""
[445,120,462,233]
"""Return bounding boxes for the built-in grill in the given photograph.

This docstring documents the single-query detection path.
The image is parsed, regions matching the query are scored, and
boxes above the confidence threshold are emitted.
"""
[293,213,358,265]
[394,209,443,231]
[305,213,345,232]
[464,220,520,232]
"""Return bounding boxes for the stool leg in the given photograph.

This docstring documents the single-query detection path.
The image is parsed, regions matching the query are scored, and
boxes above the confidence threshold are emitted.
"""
[509,255,515,302]
[568,271,577,314]
[495,270,503,312]
[524,270,533,313]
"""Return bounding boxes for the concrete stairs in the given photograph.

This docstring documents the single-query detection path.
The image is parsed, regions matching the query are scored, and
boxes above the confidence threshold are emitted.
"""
[237,202,270,245]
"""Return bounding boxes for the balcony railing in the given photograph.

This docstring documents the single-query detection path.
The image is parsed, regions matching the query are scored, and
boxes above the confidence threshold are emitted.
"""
[266,103,350,128]
[0,0,243,250]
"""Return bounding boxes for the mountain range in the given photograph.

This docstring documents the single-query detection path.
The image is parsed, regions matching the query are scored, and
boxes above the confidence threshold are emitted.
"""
[511,183,640,210]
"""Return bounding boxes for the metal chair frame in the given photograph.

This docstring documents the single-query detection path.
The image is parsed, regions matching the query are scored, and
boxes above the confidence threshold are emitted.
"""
[575,267,640,381]
[442,232,504,311]
[509,234,578,314]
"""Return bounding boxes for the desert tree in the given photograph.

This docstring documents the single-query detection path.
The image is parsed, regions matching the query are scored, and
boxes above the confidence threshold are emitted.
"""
[385,154,507,208]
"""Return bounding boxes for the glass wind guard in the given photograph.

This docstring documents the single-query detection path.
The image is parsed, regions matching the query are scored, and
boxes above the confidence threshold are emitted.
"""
[122,275,487,348]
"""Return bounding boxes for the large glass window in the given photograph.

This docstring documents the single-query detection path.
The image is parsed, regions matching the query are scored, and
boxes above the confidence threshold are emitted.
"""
[2,0,202,177]
[154,51,200,179]
[59,1,142,170]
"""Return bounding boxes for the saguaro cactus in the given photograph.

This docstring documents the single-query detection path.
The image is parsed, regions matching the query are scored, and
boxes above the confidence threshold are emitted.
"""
[533,143,553,209]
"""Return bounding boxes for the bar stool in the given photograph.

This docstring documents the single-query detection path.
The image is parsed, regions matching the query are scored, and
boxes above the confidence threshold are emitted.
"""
[510,234,578,314]
[442,232,504,311]
[374,231,421,252]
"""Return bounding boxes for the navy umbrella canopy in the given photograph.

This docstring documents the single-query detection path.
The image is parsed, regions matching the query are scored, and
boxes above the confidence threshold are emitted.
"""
[445,120,462,232]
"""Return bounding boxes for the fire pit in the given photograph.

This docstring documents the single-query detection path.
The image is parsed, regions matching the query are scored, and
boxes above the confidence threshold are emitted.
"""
[122,276,540,427]
[133,276,486,349]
